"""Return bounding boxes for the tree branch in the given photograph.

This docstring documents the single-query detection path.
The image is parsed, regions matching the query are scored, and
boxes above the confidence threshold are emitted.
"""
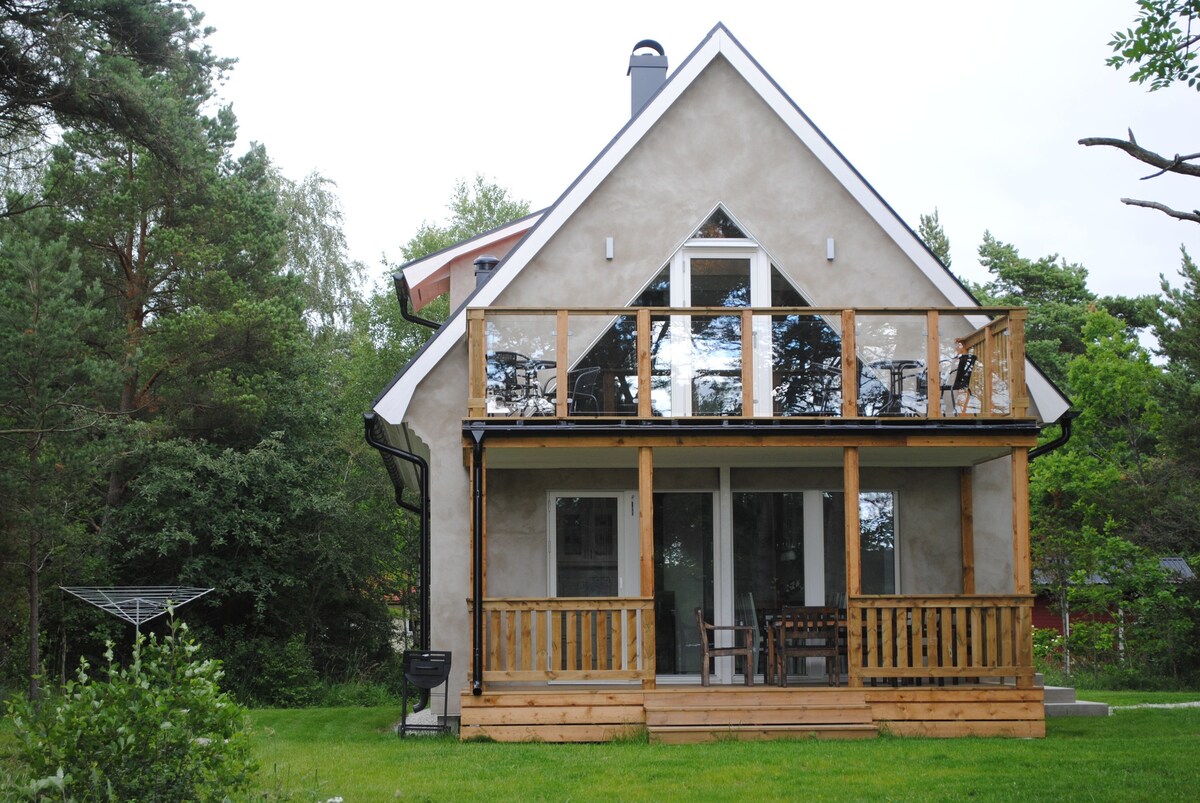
[1079,132,1200,178]
[1120,197,1200,224]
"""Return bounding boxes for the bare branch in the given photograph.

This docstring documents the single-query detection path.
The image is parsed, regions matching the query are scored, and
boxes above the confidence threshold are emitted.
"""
[1079,133,1200,178]
[1120,197,1200,224]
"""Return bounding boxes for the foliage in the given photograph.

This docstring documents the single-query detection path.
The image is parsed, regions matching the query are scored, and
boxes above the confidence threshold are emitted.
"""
[917,208,951,267]
[400,173,530,262]
[6,620,255,802]
[1108,0,1200,91]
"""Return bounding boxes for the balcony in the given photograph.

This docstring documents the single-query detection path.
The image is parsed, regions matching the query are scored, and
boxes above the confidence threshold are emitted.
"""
[466,306,1029,420]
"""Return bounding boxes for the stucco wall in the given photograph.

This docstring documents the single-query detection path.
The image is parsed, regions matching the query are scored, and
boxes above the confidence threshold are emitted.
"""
[972,456,1015,594]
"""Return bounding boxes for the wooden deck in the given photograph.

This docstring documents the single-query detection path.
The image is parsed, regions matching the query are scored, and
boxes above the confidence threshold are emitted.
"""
[458,683,1045,743]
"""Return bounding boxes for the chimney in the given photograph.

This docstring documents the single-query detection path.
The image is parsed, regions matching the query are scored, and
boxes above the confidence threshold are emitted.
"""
[474,254,500,288]
[627,40,667,116]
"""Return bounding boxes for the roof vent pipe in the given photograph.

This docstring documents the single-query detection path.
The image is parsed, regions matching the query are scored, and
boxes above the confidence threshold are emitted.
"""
[473,254,500,288]
[628,39,667,116]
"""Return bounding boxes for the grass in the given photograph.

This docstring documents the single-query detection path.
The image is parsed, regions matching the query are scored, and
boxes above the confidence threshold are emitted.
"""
[1075,688,1200,706]
[250,706,1200,802]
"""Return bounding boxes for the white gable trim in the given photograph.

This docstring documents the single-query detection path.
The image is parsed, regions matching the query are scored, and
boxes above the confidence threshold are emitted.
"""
[374,24,1069,426]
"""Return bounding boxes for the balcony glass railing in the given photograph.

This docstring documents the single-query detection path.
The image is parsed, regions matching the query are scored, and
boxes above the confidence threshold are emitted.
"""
[466,306,1029,420]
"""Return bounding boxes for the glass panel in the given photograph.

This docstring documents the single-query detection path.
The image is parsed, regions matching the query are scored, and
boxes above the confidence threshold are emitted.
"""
[855,314,929,417]
[485,314,558,417]
[733,492,806,621]
[632,265,670,306]
[823,491,896,604]
[555,497,618,597]
[560,312,671,416]
[690,258,750,307]
[692,208,747,239]
[654,493,714,676]
[772,315,842,416]
[692,311,742,415]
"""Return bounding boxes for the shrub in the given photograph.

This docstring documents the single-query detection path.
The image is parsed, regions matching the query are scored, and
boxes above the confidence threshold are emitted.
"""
[6,620,255,801]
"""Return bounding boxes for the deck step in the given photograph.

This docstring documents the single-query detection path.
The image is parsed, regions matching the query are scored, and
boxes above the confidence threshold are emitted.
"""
[645,703,873,727]
[648,723,878,744]
[1044,700,1110,718]
[1042,685,1077,704]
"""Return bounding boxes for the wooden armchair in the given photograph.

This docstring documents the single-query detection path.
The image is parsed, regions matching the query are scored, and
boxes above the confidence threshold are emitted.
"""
[695,608,754,686]
[771,606,841,687]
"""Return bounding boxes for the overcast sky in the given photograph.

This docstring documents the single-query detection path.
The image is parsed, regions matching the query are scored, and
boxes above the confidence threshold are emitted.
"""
[197,1,1200,301]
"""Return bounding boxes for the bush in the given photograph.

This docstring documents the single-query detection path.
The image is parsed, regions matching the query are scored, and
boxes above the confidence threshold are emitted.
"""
[6,620,255,801]
[216,632,322,708]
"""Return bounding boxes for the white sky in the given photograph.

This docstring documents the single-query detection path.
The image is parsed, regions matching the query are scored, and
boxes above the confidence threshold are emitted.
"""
[197,0,1200,300]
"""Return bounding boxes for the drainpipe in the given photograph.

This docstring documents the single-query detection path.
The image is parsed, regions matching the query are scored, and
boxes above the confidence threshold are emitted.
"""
[393,274,440,330]
[469,428,485,695]
[363,413,433,708]
[1029,409,1078,460]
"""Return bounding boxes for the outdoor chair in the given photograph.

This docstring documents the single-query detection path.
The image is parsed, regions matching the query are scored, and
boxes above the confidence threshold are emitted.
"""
[771,606,841,687]
[695,607,755,686]
[940,353,977,415]
[545,366,601,414]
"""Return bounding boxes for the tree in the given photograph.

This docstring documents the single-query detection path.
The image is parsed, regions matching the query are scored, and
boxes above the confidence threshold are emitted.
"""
[400,173,530,262]
[918,208,951,267]
[0,1,228,169]
[1080,1,1200,223]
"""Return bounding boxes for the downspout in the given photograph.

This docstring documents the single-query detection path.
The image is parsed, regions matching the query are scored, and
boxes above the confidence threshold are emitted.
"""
[469,428,485,695]
[393,274,440,330]
[1029,409,1078,460]
[363,413,434,708]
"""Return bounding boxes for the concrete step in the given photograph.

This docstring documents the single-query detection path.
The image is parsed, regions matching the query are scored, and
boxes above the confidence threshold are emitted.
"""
[1042,685,1077,704]
[1045,700,1110,718]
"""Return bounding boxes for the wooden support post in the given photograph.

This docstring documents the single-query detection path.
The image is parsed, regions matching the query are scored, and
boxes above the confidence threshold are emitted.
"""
[1008,309,1029,418]
[841,310,857,418]
[926,310,941,418]
[1012,448,1031,595]
[555,310,569,418]
[741,308,754,416]
[983,324,994,416]
[960,467,975,595]
[638,446,655,689]
[467,309,487,417]
[637,309,651,418]
[844,446,862,687]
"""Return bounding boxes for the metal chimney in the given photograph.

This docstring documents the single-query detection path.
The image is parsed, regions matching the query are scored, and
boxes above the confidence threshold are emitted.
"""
[627,40,667,116]
[474,254,500,288]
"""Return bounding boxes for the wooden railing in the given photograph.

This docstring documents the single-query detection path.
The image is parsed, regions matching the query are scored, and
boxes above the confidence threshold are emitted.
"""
[466,305,1029,420]
[470,597,656,684]
[848,595,1035,687]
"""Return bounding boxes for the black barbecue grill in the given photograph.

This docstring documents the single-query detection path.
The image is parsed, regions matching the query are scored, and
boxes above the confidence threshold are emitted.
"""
[399,650,452,737]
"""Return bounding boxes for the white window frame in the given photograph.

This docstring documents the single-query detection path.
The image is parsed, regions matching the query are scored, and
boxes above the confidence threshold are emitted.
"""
[546,491,639,597]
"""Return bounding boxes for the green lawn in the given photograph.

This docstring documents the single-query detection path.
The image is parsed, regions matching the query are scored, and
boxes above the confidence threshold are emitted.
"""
[1075,688,1200,707]
[251,705,1200,802]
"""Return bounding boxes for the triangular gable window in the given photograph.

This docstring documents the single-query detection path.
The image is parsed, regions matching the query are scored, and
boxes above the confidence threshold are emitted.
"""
[692,208,747,239]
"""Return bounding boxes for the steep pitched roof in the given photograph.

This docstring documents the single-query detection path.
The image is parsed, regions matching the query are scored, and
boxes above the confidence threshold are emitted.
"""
[374,23,1070,426]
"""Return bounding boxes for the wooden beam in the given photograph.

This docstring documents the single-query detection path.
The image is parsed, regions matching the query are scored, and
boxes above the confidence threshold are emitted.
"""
[637,309,651,418]
[983,325,994,415]
[555,310,569,418]
[1008,309,1029,417]
[470,432,1039,451]
[844,446,861,597]
[960,468,975,595]
[926,311,941,418]
[841,310,857,418]
[467,309,487,417]
[638,447,655,599]
[1012,448,1031,595]
[741,308,754,417]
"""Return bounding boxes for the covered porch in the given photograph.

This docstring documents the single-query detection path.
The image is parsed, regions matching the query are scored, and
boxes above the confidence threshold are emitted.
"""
[460,423,1041,739]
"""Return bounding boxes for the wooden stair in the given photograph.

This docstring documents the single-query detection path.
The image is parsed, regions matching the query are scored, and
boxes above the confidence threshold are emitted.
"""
[643,688,878,744]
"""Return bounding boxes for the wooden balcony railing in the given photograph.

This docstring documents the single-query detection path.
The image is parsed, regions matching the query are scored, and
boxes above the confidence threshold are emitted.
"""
[848,595,1035,687]
[470,597,655,684]
[466,306,1029,420]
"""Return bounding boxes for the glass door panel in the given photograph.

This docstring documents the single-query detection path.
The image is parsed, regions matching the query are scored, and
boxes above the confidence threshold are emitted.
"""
[653,492,714,676]
[689,258,750,416]
[823,491,897,605]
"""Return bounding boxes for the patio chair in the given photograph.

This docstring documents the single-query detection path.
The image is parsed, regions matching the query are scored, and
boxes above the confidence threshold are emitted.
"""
[940,353,977,415]
[695,607,755,686]
[545,366,601,414]
[771,606,841,687]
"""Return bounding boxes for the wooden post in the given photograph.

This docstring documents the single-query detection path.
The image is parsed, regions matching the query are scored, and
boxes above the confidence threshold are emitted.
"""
[960,467,975,595]
[637,309,651,418]
[638,446,656,689]
[841,310,857,418]
[1012,448,1031,595]
[983,324,994,416]
[555,310,569,418]
[1008,309,1029,418]
[844,446,862,687]
[467,309,487,417]
[926,310,941,418]
[741,308,754,417]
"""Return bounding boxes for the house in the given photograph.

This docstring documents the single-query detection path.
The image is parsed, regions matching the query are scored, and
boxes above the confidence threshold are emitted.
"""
[367,24,1072,742]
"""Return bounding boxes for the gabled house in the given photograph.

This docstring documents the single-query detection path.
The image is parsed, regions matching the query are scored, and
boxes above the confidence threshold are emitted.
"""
[367,24,1071,742]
